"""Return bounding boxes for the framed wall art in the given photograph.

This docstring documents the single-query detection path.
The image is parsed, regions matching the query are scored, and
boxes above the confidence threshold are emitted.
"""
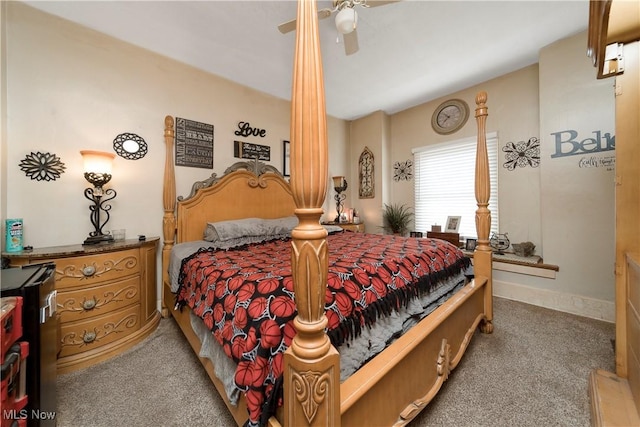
[358,147,374,199]
[175,117,214,169]
[282,140,290,177]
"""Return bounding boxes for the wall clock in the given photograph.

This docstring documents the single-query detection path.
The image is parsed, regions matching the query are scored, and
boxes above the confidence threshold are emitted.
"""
[431,99,470,135]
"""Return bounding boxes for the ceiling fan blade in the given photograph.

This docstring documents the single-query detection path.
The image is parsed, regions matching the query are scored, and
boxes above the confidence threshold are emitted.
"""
[277,8,333,34]
[278,19,297,34]
[365,0,401,7]
[318,8,333,20]
[344,29,359,56]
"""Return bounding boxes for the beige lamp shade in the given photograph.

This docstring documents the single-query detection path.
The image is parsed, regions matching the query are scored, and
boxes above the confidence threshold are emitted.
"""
[80,150,115,175]
[332,176,345,188]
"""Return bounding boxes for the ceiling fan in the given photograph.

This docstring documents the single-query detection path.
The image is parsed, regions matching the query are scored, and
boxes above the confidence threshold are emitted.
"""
[277,0,400,56]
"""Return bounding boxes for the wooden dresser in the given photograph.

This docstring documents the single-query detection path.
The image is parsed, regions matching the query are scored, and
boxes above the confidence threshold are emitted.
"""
[426,231,461,247]
[2,238,160,374]
[324,222,366,233]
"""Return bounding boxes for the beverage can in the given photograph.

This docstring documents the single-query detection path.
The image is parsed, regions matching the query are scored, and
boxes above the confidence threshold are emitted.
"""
[5,219,23,252]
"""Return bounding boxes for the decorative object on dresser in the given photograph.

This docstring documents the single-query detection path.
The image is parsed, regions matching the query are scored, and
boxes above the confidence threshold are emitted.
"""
[445,215,461,233]
[332,176,348,222]
[113,133,148,160]
[382,203,413,236]
[466,238,477,251]
[2,238,160,374]
[80,150,117,245]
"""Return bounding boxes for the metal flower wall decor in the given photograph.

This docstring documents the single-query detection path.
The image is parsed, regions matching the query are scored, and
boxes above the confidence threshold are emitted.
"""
[502,137,540,170]
[393,159,413,181]
[19,151,66,181]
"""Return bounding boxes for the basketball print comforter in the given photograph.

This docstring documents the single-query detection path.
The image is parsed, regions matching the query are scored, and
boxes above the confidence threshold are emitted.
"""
[176,231,469,427]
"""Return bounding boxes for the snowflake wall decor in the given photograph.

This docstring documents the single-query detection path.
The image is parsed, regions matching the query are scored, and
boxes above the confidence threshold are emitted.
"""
[393,159,413,181]
[19,151,66,181]
[502,137,540,170]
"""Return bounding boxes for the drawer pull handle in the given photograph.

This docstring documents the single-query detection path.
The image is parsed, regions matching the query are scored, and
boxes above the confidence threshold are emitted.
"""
[82,266,96,277]
[83,332,96,344]
[82,299,97,311]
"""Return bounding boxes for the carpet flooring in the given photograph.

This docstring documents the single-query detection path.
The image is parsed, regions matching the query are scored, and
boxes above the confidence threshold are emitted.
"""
[56,297,615,426]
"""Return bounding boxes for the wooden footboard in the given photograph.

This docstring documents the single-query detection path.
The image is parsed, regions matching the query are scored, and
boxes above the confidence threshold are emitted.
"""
[163,275,489,427]
[340,278,488,426]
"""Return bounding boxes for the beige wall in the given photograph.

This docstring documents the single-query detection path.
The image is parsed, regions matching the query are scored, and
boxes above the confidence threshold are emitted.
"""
[350,30,616,319]
[3,2,349,253]
[4,4,615,319]
[2,4,349,304]
[389,64,542,245]
[348,110,390,231]
[539,32,615,302]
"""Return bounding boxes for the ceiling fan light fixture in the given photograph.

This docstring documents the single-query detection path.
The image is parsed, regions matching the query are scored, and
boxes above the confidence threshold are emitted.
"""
[335,7,357,34]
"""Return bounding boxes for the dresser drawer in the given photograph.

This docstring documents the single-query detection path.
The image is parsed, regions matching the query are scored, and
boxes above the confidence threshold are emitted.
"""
[340,222,365,233]
[59,304,141,358]
[54,248,141,289]
[57,275,140,323]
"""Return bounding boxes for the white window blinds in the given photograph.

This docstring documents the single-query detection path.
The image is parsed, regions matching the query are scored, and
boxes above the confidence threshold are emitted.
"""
[412,132,499,239]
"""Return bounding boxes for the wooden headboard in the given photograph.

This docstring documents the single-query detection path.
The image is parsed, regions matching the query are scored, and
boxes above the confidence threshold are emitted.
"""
[175,165,296,243]
[161,115,297,287]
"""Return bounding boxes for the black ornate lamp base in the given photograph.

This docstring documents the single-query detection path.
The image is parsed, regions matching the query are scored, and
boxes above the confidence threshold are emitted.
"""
[83,234,114,245]
[83,185,117,246]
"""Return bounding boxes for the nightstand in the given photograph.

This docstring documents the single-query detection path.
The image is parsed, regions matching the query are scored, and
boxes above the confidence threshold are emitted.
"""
[2,238,160,373]
[426,231,461,247]
[324,222,365,233]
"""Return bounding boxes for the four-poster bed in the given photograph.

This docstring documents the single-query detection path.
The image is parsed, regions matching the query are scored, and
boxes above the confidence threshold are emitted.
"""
[161,1,493,426]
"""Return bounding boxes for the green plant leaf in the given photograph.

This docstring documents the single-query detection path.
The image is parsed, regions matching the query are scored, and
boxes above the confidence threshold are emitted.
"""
[382,203,414,235]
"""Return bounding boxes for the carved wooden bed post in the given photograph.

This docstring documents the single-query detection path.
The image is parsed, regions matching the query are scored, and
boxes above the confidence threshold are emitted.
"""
[473,92,494,333]
[283,0,341,426]
[161,115,176,317]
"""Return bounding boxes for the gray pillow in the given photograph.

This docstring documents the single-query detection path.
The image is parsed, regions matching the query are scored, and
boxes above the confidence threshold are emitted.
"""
[203,216,298,242]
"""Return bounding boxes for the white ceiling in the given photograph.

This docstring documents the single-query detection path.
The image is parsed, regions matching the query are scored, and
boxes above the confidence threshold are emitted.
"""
[23,0,589,121]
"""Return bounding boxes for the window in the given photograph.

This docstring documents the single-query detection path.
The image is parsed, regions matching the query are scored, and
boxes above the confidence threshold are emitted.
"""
[412,132,499,238]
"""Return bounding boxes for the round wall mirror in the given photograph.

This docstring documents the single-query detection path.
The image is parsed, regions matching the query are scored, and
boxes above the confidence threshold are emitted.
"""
[113,133,148,160]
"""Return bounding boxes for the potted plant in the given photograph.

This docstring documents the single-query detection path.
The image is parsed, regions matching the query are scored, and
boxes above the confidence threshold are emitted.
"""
[382,203,414,236]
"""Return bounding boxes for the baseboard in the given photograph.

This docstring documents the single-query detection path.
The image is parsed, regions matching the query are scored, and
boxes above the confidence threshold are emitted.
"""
[494,279,615,322]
